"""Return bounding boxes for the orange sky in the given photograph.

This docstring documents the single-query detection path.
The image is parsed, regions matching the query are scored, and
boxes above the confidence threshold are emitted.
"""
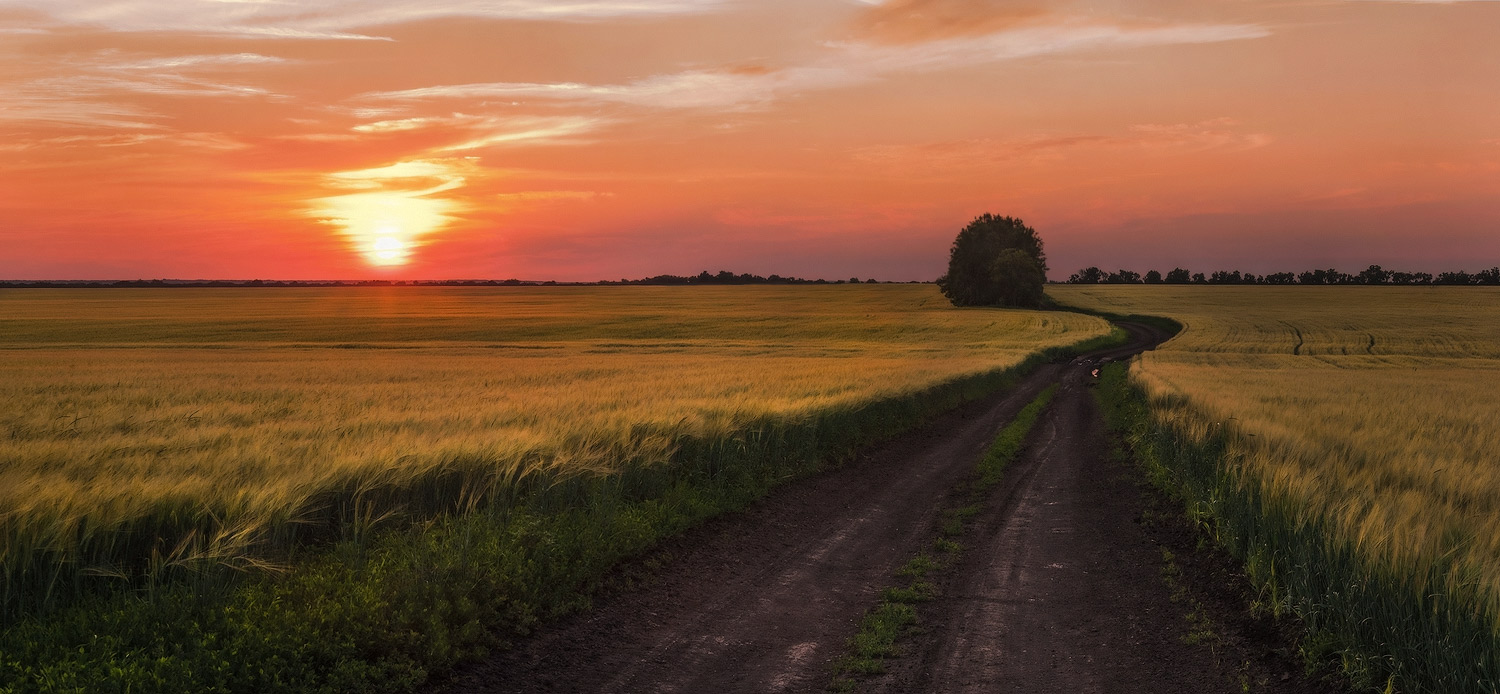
[2,0,1497,280]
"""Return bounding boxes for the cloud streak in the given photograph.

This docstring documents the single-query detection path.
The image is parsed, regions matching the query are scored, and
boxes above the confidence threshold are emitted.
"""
[335,113,606,150]
[361,18,1268,113]
[852,118,1274,174]
[363,66,860,111]
[849,0,1052,44]
[6,0,731,39]
[431,115,605,151]
[0,52,286,130]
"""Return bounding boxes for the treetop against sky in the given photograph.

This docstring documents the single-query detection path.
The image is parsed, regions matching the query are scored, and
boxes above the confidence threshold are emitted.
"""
[2,0,1496,280]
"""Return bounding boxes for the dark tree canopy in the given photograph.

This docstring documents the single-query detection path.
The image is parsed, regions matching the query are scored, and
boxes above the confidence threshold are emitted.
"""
[937,214,1048,307]
[1062,264,1499,286]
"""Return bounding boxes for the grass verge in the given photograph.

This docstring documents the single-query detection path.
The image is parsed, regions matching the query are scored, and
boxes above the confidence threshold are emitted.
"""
[829,385,1057,691]
[1,341,1108,694]
[1092,361,1498,693]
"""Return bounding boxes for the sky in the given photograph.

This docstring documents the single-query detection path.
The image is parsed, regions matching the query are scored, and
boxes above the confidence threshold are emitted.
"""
[1,0,1497,281]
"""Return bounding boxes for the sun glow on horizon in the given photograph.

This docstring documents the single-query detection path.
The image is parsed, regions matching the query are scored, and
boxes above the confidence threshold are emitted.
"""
[308,160,470,268]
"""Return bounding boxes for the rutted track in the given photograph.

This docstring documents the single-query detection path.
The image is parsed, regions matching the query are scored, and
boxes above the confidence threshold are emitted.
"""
[431,323,1332,693]
[870,323,1210,692]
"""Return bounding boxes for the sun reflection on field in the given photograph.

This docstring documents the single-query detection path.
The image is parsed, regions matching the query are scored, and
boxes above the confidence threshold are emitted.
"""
[308,160,469,267]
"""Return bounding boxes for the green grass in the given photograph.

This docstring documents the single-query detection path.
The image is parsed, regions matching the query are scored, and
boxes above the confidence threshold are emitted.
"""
[975,385,1056,489]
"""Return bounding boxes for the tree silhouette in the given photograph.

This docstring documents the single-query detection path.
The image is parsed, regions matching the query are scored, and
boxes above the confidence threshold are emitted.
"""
[937,214,1048,307]
[1068,267,1105,284]
[1358,264,1392,285]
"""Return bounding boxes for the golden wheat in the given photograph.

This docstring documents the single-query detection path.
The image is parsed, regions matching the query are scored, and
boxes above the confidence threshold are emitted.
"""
[1050,285,1500,614]
[0,285,1109,598]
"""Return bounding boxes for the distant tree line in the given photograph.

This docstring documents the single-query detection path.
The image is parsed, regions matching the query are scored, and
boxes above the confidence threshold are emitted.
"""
[1064,265,1500,286]
[605,270,886,285]
[0,272,908,289]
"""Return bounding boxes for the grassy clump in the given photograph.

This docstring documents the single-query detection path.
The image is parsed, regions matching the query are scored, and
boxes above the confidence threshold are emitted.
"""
[844,603,920,673]
[975,385,1056,490]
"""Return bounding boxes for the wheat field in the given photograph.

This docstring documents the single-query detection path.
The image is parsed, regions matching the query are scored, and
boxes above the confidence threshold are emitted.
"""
[1052,285,1500,690]
[0,285,1110,615]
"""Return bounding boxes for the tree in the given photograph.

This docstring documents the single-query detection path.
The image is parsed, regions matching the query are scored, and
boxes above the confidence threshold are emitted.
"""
[1068,267,1105,284]
[1299,268,1342,285]
[1436,271,1473,285]
[937,214,1048,307]
[1106,269,1141,284]
[1390,271,1431,285]
[1358,264,1391,285]
[989,249,1048,307]
[1144,270,1164,284]
[1165,267,1191,284]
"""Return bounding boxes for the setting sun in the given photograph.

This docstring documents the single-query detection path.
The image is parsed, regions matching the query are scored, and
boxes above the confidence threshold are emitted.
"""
[371,232,408,265]
[307,160,468,269]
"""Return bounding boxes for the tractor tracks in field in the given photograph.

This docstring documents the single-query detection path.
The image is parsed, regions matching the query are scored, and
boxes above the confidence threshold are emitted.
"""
[429,323,1340,694]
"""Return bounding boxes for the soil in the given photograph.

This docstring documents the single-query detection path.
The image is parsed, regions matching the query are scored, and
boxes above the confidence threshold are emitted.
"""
[429,323,1348,694]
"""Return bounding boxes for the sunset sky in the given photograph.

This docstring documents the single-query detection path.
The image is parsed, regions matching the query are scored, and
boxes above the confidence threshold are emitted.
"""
[2,0,1497,281]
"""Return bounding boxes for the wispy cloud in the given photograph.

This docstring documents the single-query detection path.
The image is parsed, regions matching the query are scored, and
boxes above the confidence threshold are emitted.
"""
[352,116,445,133]
[849,0,1052,44]
[0,52,286,130]
[8,0,730,39]
[433,116,604,151]
[338,112,605,151]
[496,190,610,203]
[838,21,1270,73]
[852,119,1273,173]
[363,66,859,111]
[361,18,1267,114]
[0,89,166,130]
[107,53,289,70]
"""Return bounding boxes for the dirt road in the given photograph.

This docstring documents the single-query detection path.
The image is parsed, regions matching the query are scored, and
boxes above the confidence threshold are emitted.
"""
[872,326,1222,692]
[433,323,1334,694]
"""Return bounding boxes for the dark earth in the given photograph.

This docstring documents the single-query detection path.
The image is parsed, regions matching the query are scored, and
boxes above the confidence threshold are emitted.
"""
[430,323,1349,694]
